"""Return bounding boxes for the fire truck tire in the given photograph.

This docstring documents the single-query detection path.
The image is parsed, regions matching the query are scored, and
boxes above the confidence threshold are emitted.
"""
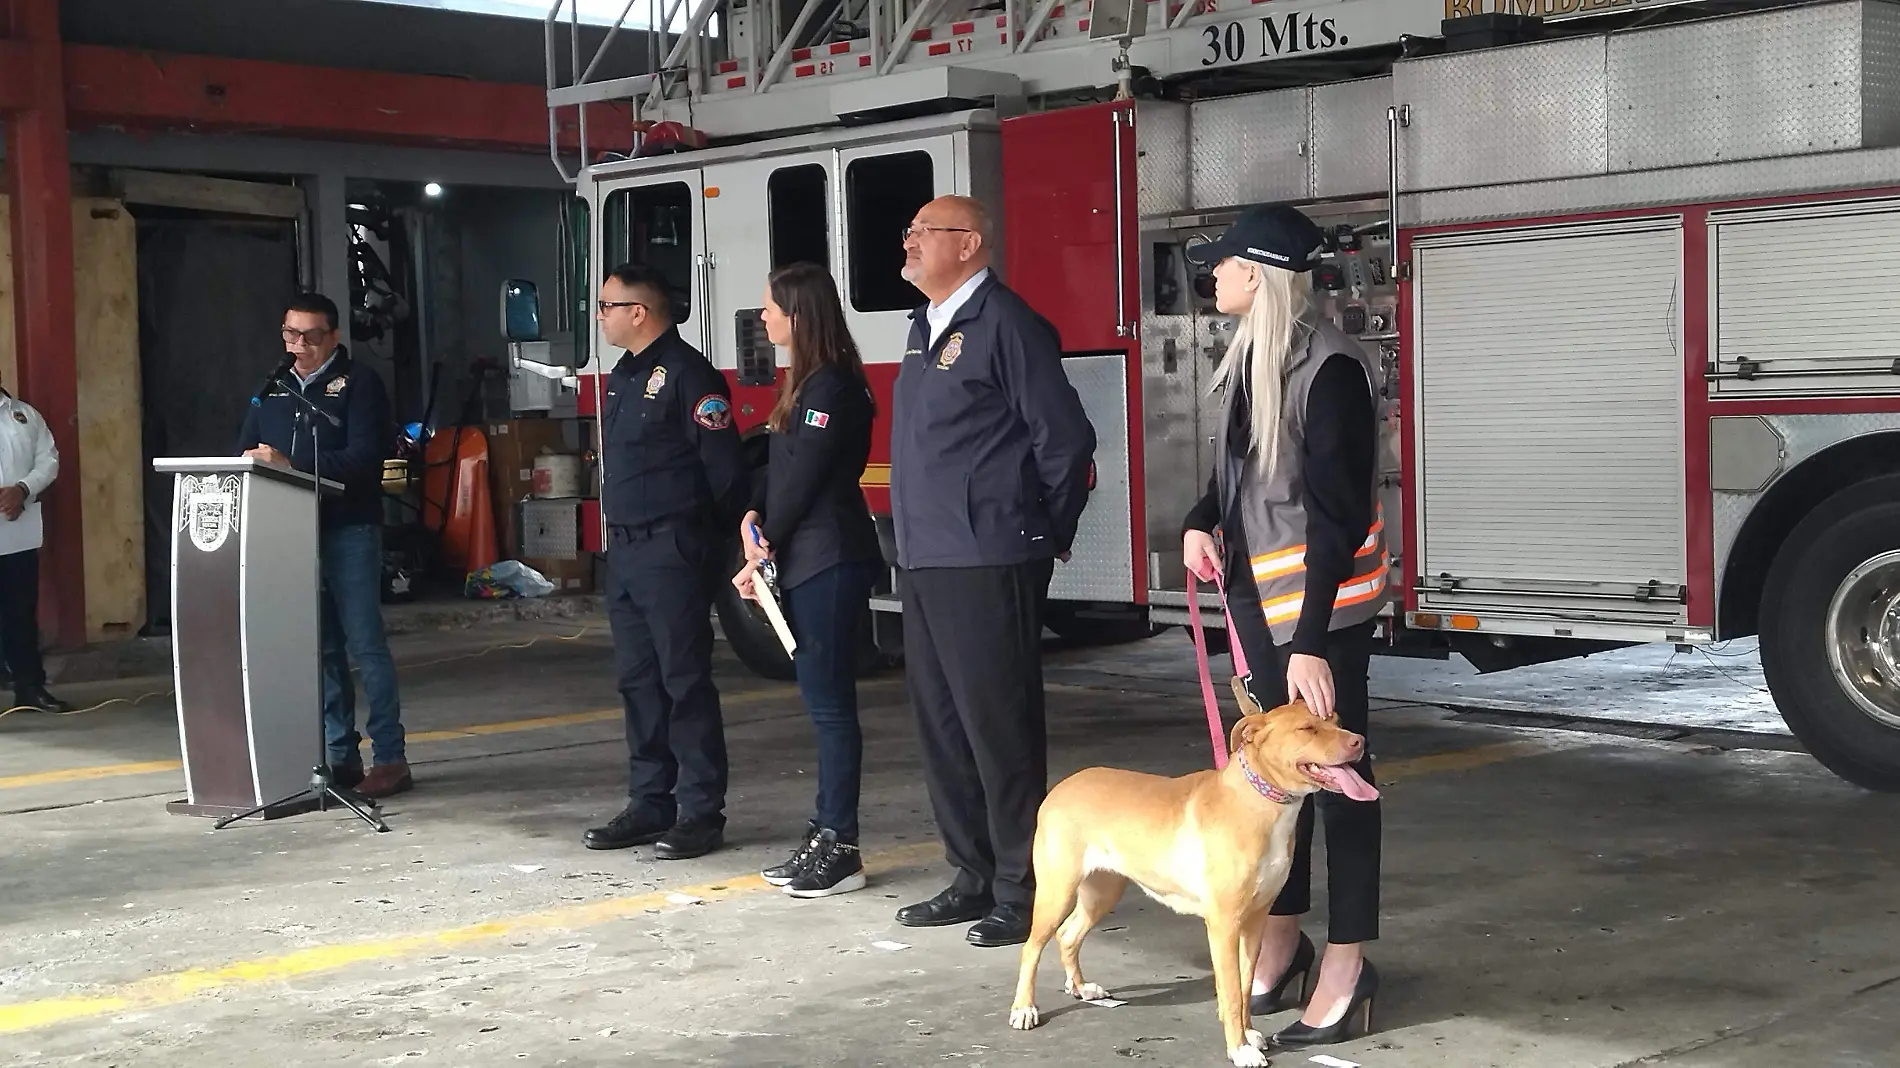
[1043,603,1168,646]
[712,550,888,682]
[1760,474,1900,793]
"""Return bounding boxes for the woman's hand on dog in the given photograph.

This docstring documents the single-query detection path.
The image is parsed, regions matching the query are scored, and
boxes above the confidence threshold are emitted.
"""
[1285,653,1336,719]
[1183,529,1222,582]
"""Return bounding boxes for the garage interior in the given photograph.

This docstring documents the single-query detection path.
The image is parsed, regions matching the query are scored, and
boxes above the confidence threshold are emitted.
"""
[4,0,1900,1067]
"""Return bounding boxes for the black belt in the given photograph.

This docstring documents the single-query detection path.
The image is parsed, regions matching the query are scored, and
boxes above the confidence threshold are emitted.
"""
[607,514,702,543]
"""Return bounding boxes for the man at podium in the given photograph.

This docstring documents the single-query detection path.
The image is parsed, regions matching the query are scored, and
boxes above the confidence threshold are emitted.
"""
[237,293,411,799]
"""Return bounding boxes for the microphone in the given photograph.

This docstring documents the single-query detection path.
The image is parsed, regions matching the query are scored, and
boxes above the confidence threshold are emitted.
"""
[251,354,297,407]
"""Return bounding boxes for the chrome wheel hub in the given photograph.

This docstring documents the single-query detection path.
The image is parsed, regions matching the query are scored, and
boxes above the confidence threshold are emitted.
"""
[1825,550,1900,731]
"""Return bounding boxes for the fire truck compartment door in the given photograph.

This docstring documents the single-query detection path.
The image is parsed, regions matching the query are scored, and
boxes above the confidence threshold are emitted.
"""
[595,169,708,369]
[1412,218,1689,625]
[700,151,835,376]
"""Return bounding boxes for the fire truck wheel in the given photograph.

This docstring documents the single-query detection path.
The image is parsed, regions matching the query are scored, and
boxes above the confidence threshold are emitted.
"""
[1043,603,1168,646]
[715,579,798,681]
[712,550,889,682]
[1760,474,1900,793]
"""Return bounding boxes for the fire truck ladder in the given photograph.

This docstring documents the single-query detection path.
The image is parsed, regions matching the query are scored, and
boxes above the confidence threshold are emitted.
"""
[542,0,1500,174]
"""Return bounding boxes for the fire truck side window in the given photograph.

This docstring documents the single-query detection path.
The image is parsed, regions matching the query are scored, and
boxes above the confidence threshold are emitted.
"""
[603,181,694,320]
[845,151,934,313]
[768,164,830,270]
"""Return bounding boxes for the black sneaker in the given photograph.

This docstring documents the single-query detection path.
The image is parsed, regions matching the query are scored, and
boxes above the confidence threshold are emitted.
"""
[763,822,821,886]
[783,829,866,899]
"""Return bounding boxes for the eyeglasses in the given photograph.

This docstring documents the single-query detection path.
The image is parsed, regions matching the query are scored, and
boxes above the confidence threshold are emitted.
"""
[597,300,647,314]
[901,225,973,241]
[281,326,332,345]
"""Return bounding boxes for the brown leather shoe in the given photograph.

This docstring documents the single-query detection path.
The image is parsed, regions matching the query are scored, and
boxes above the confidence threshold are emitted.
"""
[357,762,413,799]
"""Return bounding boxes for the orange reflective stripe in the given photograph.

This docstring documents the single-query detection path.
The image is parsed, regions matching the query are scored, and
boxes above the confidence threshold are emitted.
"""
[1258,552,1390,625]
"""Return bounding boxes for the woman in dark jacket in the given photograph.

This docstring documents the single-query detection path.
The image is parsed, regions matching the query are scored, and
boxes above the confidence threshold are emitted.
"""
[733,261,881,899]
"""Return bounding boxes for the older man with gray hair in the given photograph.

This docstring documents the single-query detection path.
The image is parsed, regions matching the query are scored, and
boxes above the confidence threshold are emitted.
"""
[888,194,1097,948]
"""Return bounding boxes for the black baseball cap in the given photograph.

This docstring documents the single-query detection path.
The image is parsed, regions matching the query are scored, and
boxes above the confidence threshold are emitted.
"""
[1184,203,1328,273]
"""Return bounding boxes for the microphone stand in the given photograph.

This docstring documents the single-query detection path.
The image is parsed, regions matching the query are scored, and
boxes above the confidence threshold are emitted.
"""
[216,366,389,833]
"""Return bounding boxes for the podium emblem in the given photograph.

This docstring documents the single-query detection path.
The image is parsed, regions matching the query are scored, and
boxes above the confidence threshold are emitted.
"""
[179,475,243,553]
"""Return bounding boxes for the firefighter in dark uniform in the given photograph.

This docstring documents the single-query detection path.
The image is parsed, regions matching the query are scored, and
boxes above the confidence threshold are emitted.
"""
[889,195,1097,948]
[582,263,748,860]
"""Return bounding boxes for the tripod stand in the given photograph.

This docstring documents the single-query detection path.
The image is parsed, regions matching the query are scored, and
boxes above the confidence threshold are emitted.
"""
[215,372,389,833]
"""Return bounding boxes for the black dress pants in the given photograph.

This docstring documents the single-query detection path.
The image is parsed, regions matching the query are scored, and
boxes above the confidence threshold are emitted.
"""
[902,558,1054,907]
[0,549,44,691]
[1224,544,1382,945]
[605,521,729,823]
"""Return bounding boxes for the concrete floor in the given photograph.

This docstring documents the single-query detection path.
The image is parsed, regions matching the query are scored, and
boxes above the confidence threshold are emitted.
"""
[2,619,1897,1067]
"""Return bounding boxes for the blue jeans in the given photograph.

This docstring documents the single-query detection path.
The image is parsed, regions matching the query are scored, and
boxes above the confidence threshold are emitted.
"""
[320,524,405,768]
[785,560,875,844]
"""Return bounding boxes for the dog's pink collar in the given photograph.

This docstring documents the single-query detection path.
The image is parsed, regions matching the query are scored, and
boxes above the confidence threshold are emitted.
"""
[1237,750,1299,805]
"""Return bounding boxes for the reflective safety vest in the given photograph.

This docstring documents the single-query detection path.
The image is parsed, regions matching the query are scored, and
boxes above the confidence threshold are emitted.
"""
[1217,319,1389,646]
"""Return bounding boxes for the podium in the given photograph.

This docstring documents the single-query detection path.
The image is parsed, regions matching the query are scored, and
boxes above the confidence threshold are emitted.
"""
[153,458,341,820]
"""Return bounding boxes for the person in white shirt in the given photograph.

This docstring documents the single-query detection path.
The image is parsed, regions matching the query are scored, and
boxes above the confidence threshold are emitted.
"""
[0,372,71,713]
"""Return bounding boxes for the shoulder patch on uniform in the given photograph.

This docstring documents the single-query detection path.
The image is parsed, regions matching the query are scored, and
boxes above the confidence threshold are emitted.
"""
[804,409,830,429]
[644,366,667,399]
[324,375,348,395]
[11,410,25,424]
[692,394,731,430]
[936,332,964,370]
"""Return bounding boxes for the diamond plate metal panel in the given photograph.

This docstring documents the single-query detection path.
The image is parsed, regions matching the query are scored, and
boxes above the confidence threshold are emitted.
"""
[1189,88,1310,211]
[1047,355,1135,603]
[1713,412,1900,620]
[1394,36,1608,191]
[1311,76,1393,201]
[1407,143,1900,227]
[1608,3,1870,172]
[1136,101,1190,218]
[521,499,582,559]
[1139,307,1202,590]
[1863,0,1900,146]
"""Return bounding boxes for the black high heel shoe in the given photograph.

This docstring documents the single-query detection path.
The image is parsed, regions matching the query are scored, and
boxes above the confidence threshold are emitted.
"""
[1273,958,1379,1047]
[1248,931,1316,1016]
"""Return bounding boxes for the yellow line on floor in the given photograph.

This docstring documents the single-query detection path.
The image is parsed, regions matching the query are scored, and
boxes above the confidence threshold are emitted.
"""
[0,737,1567,1035]
[0,684,803,793]
[0,840,945,1034]
[0,760,186,792]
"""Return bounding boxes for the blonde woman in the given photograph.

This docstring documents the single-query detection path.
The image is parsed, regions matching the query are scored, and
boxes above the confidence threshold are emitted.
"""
[1181,203,1387,1047]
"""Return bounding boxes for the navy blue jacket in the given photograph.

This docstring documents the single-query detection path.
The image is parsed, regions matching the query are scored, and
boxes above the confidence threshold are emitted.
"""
[890,275,1096,569]
[601,326,748,531]
[747,364,880,590]
[236,347,392,530]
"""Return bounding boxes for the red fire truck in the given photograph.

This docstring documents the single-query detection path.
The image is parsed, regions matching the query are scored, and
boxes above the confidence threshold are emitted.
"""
[514,0,1900,791]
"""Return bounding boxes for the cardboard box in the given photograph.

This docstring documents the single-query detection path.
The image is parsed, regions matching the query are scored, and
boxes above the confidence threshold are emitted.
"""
[523,553,595,595]
[485,418,580,559]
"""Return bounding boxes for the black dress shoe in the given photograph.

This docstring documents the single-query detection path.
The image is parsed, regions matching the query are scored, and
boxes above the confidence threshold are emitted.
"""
[13,687,72,714]
[1275,959,1380,1047]
[967,903,1032,947]
[583,805,674,850]
[1251,931,1317,1016]
[896,886,995,928]
[653,816,725,860]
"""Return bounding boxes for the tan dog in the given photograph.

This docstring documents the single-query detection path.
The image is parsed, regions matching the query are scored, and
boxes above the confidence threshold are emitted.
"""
[1008,677,1379,1066]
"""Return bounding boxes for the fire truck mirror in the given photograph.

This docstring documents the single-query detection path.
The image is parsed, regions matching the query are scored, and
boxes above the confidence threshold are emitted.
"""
[502,279,542,343]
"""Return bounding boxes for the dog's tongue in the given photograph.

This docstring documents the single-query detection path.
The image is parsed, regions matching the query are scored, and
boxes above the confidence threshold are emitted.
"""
[1311,763,1380,802]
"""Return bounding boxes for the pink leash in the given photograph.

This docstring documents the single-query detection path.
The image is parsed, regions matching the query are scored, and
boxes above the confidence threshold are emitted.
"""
[1187,558,1249,770]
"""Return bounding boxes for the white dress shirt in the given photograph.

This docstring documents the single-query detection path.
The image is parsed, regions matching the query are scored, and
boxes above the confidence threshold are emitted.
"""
[0,390,59,556]
[927,267,991,348]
